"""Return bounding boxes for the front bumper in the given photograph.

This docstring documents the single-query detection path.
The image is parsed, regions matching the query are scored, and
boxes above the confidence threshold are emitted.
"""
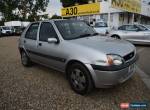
[93,64,135,88]
[85,55,138,88]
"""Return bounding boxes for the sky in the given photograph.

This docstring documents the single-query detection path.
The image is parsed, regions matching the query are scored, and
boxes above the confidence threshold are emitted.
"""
[46,0,62,17]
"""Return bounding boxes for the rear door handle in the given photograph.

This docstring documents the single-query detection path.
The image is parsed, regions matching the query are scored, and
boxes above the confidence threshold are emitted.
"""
[38,43,42,46]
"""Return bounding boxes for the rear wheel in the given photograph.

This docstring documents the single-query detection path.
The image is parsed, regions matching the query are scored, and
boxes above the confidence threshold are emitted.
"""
[21,51,32,67]
[67,63,94,95]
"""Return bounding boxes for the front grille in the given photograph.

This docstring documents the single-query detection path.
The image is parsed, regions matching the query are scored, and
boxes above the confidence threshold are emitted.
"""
[123,51,135,62]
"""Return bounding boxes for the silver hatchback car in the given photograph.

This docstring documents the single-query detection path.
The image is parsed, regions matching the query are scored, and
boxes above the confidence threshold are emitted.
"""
[109,24,150,45]
[19,20,138,95]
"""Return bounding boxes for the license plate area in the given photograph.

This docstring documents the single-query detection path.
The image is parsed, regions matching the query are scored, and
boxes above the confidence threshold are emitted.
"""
[128,64,135,73]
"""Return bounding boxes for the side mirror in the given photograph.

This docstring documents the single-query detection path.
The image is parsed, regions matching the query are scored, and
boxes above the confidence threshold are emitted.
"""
[47,38,58,43]
[48,38,58,43]
[136,28,141,32]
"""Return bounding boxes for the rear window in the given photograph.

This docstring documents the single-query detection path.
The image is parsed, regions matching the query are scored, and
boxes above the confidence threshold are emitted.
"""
[2,27,10,30]
[95,22,108,27]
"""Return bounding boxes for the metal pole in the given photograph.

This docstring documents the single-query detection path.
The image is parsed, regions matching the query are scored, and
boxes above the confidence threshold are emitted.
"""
[108,0,111,29]
[132,13,134,24]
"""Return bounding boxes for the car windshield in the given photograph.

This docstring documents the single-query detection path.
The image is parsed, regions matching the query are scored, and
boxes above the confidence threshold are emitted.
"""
[136,25,148,31]
[145,25,150,29]
[95,22,108,27]
[55,20,98,40]
[2,27,10,30]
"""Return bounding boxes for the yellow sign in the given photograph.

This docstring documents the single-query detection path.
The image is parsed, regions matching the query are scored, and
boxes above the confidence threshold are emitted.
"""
[111,0,141,13]
[61,3,100,17]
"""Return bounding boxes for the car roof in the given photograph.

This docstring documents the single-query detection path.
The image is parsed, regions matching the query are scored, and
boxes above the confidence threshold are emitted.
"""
[0,26,11,28]
[31,19,86,24]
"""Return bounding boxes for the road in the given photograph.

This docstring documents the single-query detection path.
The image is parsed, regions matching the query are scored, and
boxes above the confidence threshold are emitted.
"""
[136,46,150,77]
[0,37,150,110]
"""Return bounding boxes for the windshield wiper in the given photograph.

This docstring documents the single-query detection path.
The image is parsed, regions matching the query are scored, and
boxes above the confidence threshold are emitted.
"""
[92,33,99,36]
[70,33,99,40]
[74,33,92,39]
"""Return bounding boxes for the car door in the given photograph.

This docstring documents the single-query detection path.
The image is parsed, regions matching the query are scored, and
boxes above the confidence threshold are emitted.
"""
[144,31,150,41]
[23,23,40,61]
[36,22,66,71]
[126,25,144,40]
[120,25,142,40]
[117,25,129,39]
[137,25,150,40]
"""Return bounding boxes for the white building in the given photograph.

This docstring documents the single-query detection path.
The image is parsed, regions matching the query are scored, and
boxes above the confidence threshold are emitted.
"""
[0,12,3,21]
[77,0,150,28]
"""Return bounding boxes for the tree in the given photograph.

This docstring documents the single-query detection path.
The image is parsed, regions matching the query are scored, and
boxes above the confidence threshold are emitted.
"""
[0,0,19,21]
[0,0,49,21]
[60,0,75,7]
[17,0,49,21]
[60,0,94,7]
[51,14,62,19]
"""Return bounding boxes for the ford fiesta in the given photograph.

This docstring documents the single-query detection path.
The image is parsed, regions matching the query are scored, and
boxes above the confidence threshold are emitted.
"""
[18,20,138,95]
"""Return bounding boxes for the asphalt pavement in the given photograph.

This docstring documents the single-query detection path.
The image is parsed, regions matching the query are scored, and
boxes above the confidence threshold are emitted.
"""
[136,45,150,77]
[135,45,150,90]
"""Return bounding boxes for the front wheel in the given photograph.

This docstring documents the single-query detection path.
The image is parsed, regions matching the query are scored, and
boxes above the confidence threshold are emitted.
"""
[67,63,94,95]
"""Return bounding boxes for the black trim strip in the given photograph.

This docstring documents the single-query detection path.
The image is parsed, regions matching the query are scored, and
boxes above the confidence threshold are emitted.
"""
[91,54,139,71]
[26,50,66,63]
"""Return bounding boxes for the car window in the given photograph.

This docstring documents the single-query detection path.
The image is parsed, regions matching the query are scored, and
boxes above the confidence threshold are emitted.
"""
[2,27,10,30]
[55,20,96,40]
[25,23,39,40]
[118,26,126,30]
[39,22,58,42]
[136,25,148,31]
[95,22,108,27]
[125,25,138,31]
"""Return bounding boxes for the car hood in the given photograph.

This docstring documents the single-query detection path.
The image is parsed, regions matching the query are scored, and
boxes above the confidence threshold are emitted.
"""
[70,36,135,57]
[144,30,150,33]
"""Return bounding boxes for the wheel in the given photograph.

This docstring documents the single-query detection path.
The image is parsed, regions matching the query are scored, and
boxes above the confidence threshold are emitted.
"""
[67,63,94,95]
[21,51,32,67]
[111,35,120,39]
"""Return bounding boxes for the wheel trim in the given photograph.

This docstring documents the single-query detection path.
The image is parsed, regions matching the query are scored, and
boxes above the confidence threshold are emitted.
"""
[70,69,86,90]
[21,52,28,65]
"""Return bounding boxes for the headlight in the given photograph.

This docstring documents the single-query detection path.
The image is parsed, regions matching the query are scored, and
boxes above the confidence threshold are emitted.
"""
[93,54,123,66]
[107,54,123,66]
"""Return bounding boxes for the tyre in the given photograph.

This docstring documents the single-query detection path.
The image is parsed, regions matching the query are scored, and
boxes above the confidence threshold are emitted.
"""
[111,35,120,39]
[21,51,32,67]
[67,63,94,95]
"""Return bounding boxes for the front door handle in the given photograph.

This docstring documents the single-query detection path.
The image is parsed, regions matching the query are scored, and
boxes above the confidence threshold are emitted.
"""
[38,43,42,46]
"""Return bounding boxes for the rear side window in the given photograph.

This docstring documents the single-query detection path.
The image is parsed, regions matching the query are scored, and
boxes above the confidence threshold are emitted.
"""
[25,23,39,40]
[126,25,138,31]
[39,22,58,42]
[118,25,126,30]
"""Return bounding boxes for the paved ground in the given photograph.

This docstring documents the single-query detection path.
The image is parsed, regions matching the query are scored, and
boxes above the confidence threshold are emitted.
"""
[136,46,150,77]
[0,37,150,110]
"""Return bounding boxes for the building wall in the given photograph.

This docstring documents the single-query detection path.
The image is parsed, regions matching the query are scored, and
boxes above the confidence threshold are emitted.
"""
[0,12,3,21]
[141,3,150,17]
[77,0,150,28]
